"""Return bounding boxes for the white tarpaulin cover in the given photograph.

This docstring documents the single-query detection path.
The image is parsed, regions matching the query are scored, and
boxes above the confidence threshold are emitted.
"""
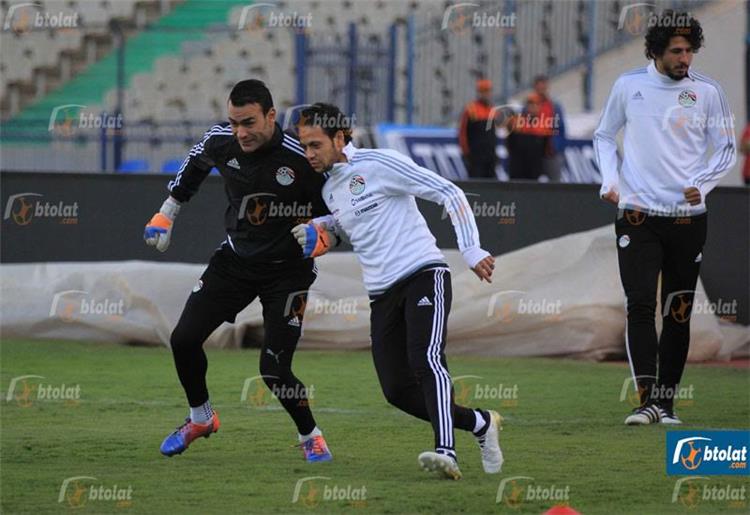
[1,225,747,360]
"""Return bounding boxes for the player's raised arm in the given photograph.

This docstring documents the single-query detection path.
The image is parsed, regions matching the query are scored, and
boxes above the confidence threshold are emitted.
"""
[593,78,626,205]
[143,124,227,252]
[167,125,224,202]
[376,150,495,282]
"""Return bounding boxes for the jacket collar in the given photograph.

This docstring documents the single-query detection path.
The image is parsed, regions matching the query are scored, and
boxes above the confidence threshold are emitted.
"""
[250,123,284,156]
[330,142,357,174]
[648,60,694,84]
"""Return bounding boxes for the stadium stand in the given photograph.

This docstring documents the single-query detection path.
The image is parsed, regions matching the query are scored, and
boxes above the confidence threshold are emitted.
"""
[2,0,245,123]
[0,0,166,117]
[0,0,738,182]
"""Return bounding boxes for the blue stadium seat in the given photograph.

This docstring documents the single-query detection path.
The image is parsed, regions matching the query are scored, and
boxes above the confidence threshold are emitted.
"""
[161,159,183,173]
[117,159,150,173]
[161,160,219,175]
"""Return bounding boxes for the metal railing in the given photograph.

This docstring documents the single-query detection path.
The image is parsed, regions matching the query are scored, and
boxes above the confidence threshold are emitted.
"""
[0,119,219,173]
[405,0,706,126]
[0,0,714,173]
[295,23,398,127]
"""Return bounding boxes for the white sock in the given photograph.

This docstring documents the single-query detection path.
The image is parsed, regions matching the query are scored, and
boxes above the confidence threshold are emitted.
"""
[472,410,487,434]
[299,426,322,443]
[189,400,213,424]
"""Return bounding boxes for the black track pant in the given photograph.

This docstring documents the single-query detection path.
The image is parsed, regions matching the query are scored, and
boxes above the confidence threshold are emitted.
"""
[370,265,479,457]
[170,244,318,435]
[615,211,707,409]
[464,154,497,179]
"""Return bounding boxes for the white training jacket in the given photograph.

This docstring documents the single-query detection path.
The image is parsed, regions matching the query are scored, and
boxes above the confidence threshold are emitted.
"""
[314,143,489,295]
[594,61,736,215]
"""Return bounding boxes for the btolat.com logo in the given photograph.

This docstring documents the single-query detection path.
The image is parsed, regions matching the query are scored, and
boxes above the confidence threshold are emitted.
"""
[238,193,312,226]
[495,476,570,509]
[442,193,516,225]
[4,192,78,226]
[453,375,518,407]
[49,290,126,323]
[6,375,80,408]
[291,476,366,509]
[3,2,79,34]
[48,104,122,136]
[672,477,747,510]
[485,290,562,324]
[617,4,694,36]
[58,476,132,509]
[240,374,315,409]
[619,376,694,409]
[667,431,749,476]
[441,3,516,35]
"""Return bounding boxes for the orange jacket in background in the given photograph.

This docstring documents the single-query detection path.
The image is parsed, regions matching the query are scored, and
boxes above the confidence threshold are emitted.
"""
[458,100,497,157]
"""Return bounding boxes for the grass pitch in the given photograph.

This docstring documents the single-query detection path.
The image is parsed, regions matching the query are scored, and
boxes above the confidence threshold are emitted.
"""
[1,339,748,514]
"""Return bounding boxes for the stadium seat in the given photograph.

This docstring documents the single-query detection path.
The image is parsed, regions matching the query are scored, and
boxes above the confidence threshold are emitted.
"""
[86,0,439,128]
[117,159,150,173]
[161,159,184,173]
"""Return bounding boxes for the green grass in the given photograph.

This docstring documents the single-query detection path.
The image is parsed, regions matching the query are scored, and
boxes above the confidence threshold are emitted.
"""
[1,339,748,514]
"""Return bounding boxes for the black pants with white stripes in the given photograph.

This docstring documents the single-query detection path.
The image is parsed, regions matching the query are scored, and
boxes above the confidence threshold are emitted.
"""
[370,265,478,457]
[615,211,707,409]
[170,244,318,435]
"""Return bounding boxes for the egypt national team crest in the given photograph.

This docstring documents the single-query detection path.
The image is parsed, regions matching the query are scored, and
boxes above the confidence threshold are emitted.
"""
[275,167,295,186]
[349,175,366,195]
[678,89,697,107]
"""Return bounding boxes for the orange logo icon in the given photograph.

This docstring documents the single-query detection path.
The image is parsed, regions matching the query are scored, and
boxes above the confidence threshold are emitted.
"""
[66,481,88,508]
[503,480,525,509]
[453,379,472,405]
[670,295,692,324]
[625,208,646,226]
[680,441,704,471]
[11,196,34,226]
[246,198,269,225]
[679,481,701,509]
[624,7,647,35]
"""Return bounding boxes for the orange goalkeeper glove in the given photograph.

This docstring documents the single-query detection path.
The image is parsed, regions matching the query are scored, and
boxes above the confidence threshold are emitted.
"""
[144,197,180,252]
[291,222,335,258]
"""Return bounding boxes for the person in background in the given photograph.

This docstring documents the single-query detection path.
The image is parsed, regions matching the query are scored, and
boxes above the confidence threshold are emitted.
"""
[532,75,566,182]
[505,94,546,180]
[458,79,499,179]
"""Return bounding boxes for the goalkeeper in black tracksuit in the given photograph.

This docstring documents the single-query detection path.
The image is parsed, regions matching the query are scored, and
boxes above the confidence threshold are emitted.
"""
[144,80,333,461]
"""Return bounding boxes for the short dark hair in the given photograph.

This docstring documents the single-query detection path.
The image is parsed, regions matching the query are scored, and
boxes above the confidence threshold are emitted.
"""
[533,75,548,84]
[644,11,703,60]
[298,103,354,143]
[228,79,274,114]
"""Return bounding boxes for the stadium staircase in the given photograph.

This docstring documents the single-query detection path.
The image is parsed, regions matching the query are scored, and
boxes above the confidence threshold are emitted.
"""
[3,0,248,139]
